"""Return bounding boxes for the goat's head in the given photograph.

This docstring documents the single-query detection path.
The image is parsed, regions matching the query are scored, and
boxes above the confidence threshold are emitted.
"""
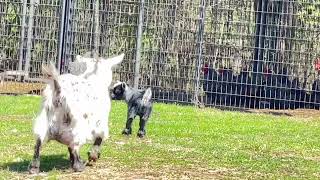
[110,81,127,100]
[76,53,125,87]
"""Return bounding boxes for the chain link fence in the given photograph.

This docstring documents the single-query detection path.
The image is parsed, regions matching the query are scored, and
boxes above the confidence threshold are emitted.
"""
[1,0,320,110]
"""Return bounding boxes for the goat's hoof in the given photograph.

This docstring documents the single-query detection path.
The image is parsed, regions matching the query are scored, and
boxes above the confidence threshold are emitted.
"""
[137,130,146,138]
[73,162,85,172]
[28,166,40,174]
[122,128,132,135]
[28,160,40,174]
[88,151,100,162]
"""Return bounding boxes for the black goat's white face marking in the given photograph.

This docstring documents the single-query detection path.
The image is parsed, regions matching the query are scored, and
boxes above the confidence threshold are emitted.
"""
[111,82,126,100]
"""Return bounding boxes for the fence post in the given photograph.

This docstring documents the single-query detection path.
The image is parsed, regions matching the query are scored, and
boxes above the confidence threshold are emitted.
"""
[194,0,206,106]
[94,0,100,54]
[18,0,28,81]
[134,0,145,89]
[24,0,35,79]
[57,0,68,73]
[60,0,74,73]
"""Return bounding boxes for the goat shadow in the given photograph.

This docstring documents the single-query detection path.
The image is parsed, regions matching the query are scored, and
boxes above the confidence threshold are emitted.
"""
[1,154,70,173]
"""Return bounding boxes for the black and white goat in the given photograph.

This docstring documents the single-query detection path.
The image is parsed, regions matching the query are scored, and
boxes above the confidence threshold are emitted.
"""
[110,81,153,138]
[29,54,124,173]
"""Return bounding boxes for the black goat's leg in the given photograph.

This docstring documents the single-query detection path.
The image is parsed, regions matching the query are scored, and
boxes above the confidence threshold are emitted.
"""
[137,117,147,138]
[122,108,137,135]
[122,118,134,135]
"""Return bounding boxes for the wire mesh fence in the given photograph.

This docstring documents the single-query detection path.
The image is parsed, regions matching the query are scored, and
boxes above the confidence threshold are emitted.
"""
[0,0,61,94]
[1,0,320,110]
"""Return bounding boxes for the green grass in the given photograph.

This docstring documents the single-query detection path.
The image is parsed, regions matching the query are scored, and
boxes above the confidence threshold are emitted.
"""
[0,95,320,179]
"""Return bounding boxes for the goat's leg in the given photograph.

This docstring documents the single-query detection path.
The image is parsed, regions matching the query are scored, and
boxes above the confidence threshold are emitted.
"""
[122,118,134,135]
[137,117,148,138]
[70,145,85,172]
[68,147,75,167]
[29,108,48,174]
[88,137,102,162]
[137,109,151,138]
[122,108,137,135]
[28,138,42,174]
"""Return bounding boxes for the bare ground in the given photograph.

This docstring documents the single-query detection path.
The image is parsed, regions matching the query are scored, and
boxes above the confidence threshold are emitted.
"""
[0,82,44,94]
[19,161,251,180]
[246,108,320,120]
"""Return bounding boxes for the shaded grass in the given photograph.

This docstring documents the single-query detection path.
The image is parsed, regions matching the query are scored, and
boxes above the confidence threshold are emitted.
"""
[0,95,320,179]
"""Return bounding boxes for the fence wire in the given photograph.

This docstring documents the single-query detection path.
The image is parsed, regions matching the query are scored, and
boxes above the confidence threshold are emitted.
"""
[1,0,320,110]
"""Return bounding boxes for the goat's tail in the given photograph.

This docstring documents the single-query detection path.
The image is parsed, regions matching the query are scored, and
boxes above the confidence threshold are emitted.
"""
[142,88,152,106]
[42,62,61,94]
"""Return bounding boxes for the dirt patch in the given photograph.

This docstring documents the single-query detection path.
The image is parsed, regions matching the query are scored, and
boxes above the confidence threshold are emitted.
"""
[0,82,45,94]
[246,109,320,120]
[211,106,320,120]
[16,161,248,180]
[56,163,242,180]
[0,115,32,121]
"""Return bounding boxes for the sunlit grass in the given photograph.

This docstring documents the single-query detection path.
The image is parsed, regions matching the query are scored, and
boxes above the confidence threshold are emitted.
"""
[0,95,320,179]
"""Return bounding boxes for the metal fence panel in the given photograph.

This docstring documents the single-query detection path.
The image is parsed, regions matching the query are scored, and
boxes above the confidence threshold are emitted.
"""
[0,0,62,94]
[62,0,140,84]
[1,0,320,110]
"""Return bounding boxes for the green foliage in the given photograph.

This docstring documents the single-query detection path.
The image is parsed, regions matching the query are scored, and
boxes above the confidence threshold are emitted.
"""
[4,4,17,22]
[298,0,320,27]
[34,43,43,54]
[142,32,157,51]
[1,3,20,60]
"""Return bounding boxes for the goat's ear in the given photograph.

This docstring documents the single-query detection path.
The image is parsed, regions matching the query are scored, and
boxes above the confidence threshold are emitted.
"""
[121,82,126,89]
[105,53,125,68]
[42,61,59,79]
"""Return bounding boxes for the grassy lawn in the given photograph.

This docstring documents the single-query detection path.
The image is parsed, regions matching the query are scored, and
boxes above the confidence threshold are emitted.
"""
[0,95,320,179]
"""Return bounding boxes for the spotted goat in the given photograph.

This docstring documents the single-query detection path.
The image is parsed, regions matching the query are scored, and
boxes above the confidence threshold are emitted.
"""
[29,53,124,173]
